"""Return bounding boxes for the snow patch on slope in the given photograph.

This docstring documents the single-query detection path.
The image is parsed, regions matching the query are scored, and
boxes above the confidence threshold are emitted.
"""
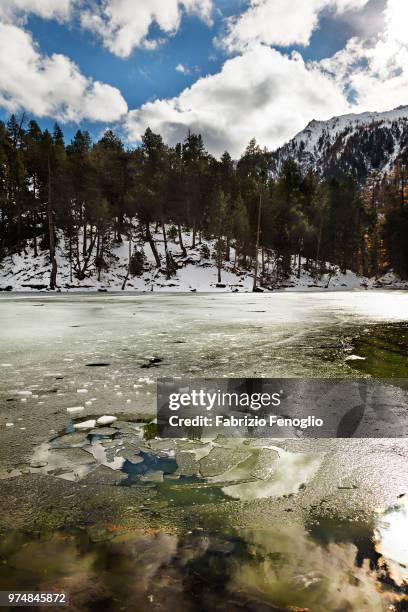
[274,105,408,177]
[1,229,405,293]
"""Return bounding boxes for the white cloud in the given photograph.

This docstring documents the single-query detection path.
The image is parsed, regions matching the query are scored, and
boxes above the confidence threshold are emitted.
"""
[220,0,370,52]
[125,45,350,158]
[320,0,408,112]
[384,0,408,46]
[124,0,408,157]
[80,0,213,58]
[0,23,128,123]
[175,63,190,74]
[0,0,76,22]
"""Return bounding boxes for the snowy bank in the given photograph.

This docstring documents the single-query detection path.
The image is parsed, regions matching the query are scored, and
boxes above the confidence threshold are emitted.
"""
[0,230,407,293]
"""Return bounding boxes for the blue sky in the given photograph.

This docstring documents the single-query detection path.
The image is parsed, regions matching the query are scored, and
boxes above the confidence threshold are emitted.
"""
[0,0,405,157]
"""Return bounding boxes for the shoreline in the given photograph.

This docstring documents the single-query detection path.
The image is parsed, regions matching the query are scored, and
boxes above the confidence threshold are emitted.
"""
[1,286,407,296]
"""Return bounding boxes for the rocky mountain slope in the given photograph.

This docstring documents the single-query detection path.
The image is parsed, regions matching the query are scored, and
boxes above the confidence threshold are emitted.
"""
[273,106,408,182]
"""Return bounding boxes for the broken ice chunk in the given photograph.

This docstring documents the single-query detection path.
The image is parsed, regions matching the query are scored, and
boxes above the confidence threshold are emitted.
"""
[74,419,96,431]
[96,415,117,426]
[175,450,200,477]
[199,447,252,478]
[249,448,280,480]
[51,432,89,448]
[66,406,84,414]
[89,427,118,438]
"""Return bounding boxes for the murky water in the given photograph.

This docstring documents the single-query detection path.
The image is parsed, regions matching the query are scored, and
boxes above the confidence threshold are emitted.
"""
[1,291,408,611]
[348,322,408,377]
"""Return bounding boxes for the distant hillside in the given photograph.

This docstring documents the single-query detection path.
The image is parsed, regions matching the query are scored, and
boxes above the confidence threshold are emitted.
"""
[273,106,408,182]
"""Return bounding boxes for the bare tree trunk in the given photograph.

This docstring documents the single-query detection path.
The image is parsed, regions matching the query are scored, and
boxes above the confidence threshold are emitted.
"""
[162,222,168,255]
[162,222,171,280]
[217,240,222,284]
[47,156,57,290]
[192,222,196,248]
[73,227,97,281]
[325,268,334,289]
[16,210,22,256]
[32,182,38,258]
[83,222,87,258]
[261,246,265,278]
[96,231,100,259]
[117,215,123,242]
[145,223,161,268]
[225,237,230,262]
[88,225,94,254]
[98,235,104,282]
[122,236,132,290]
[178,224,187,257]
[252,191,262,292]
[298,239,303,279]
[315,218,324,278]
[69,236,73,283]
[75,230,80,270]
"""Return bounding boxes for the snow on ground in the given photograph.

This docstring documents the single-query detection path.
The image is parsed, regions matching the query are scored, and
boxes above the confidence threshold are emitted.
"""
[0,229,407,292]
[371,271,408,290]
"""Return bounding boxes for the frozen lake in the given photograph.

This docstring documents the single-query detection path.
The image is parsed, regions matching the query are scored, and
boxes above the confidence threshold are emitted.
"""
[1,290,408,410]
[1,290,408,611]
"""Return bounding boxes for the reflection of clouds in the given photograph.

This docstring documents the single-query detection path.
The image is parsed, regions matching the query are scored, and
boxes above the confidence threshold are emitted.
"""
[3,525,406,610]
[375,495,408,586]
[5,531,178,612]
[110,532,178,591]
[230,526,397,611]
[222,448,322,500]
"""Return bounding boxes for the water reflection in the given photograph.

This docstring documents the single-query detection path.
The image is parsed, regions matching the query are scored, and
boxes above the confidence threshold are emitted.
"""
[375,495,408,587]
[1,293,408,610]
[0,523,406,611]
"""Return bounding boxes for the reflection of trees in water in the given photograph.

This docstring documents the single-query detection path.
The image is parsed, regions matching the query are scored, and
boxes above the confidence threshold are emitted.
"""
[1,524,403,612]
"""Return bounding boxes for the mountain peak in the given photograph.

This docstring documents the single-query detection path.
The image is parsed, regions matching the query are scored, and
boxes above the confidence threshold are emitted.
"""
[274,105,408,181]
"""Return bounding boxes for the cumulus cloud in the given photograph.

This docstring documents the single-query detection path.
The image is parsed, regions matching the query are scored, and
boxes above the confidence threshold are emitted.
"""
[124,0,408,157]
[125,45,350,158]
[0,0,76,22]
[220,0,370,52]
[0,23,128,123]
[320,0,408,112]
[384,0,408,46]
[80,0,213,58]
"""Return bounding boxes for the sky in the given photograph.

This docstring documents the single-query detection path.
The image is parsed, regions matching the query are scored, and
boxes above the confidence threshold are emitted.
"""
[0,0,407,157]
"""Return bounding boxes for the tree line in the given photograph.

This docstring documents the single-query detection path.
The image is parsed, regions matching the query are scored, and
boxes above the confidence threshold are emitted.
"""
[0,114,407,289]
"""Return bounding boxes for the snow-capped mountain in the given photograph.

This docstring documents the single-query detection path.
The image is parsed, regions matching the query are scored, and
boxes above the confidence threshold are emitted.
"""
[273,106,408,181]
